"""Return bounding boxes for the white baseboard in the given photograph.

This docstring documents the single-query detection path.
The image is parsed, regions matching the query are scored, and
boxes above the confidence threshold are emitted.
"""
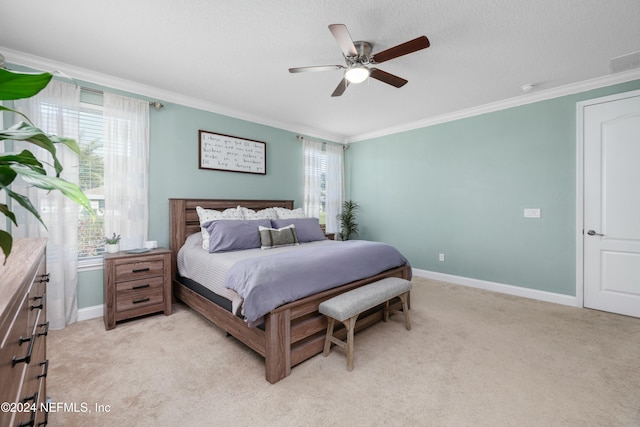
[77,304,104,322]
[412,268,579,307]
[74,272,577,322]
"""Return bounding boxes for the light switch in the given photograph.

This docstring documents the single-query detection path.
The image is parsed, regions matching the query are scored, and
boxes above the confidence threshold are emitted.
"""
[523,208,541,218]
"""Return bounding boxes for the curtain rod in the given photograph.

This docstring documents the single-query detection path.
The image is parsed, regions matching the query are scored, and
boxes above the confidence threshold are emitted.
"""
[81,86,164,110]
[296,134,348,149]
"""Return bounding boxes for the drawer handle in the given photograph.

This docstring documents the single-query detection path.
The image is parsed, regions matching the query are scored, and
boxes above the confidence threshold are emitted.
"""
[38,359,49,379]
[18,392,38,427]
[133,297,150,304]
[23,391,38,403]
[39,273,50,283]
[132,267,150,273]
[19,413,36,427]
[132,283,150,290]
[13,334,35,366]
[38,321,50,337]
[30,292,45,309]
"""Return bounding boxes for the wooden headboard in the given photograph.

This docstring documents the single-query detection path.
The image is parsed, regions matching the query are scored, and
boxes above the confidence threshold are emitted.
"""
[168,198,294,280]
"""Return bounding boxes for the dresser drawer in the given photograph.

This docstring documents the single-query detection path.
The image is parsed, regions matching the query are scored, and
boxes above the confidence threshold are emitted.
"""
[0,291,31,415]
[114,257,165,281]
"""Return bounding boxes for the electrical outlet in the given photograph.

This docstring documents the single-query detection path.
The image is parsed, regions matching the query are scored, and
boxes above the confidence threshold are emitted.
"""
[523,208,541,218]
[438,253,445,262]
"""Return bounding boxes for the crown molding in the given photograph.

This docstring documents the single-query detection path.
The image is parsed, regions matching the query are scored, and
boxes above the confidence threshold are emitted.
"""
[1,48,345,143]
[5,48,639,145]
[346,68,640,143]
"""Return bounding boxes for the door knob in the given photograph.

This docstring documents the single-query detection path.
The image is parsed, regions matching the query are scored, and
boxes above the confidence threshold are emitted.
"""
[587,230,604,236]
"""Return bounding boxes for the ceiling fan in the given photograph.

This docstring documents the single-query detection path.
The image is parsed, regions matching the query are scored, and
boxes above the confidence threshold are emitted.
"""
[289,24,430,97]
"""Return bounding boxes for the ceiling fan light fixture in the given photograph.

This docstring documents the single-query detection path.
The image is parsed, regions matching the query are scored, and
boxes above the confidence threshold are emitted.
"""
[345,64,370,84]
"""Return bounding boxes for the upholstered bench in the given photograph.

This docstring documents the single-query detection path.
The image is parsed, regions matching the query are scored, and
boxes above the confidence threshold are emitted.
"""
[319,277,412,371]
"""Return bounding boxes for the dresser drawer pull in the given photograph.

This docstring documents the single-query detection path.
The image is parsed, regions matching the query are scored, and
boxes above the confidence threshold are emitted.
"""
[132,283,150,290]
[133,297,150,304]
[38,321,50,337]
[31,294,44,302]
[18,392,38,427]
[19,413,36,427]
[38,359,49,379]
[132,267,150,273]
[13,334,35,366]
[23,391,38,403]
[30,302,44,311]
[38,273,50,283]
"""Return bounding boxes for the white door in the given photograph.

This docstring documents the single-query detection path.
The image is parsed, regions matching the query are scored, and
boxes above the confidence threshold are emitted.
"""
[583,92,640,318]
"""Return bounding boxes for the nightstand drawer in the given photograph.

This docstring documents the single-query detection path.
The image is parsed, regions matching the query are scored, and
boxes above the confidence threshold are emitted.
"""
[114,257,164,281]
[115,276,164,293]
[116,287,164,312]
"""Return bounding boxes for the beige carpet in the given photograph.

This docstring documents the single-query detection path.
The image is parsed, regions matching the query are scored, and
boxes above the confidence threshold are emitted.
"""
[47,277,640,426]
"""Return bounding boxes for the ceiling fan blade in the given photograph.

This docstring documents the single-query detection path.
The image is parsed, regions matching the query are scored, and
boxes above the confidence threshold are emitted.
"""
[328,24,358,58]
[371,36,430,64]
[289,65,344,73]
[331,78,349,97]
[369,68,408,88]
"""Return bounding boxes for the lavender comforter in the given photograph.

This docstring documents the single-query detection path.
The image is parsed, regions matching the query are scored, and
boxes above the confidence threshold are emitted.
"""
[224,240,410,326]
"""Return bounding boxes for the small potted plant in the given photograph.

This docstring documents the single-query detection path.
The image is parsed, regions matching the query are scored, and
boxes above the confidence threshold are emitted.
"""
[105,233,121,254]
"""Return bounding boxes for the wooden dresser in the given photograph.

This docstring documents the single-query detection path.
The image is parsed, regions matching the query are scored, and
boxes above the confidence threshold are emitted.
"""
[103,248,172,330]
[0,238,49,427]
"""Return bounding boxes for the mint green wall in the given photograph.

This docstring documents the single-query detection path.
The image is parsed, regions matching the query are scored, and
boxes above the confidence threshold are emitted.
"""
[32,70,640,307]
[347,80,640,297]
[147,103,303,248]
[78,96,303,309]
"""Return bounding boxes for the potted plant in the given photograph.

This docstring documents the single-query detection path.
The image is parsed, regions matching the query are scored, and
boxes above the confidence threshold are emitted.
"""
[104,233,121,254]
[337,200,359,241]
[0,67,94,261]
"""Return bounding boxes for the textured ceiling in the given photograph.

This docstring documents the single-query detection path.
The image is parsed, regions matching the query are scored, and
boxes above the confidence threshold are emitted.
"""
[2,0,640,142]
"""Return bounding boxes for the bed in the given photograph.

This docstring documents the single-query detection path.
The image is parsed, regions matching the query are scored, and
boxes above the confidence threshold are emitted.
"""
[169,198,412,383]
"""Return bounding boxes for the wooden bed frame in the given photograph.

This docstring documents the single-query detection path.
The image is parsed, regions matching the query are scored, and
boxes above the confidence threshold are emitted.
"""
[169,198,412,383]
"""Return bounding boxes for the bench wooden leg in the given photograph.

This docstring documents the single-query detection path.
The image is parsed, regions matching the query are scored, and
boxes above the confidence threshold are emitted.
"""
[344,315,358,371]
[323,315,358,371]
[399,292,411,331]
[323,317,335,357]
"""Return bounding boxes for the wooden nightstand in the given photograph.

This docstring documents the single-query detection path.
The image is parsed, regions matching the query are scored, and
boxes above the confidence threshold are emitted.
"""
[103,248,171,330]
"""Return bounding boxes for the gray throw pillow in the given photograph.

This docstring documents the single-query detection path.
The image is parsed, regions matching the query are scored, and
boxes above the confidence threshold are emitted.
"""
[259,224,300,249]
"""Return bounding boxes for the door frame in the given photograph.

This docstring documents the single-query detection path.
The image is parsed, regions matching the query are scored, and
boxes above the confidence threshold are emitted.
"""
[575,88,640,308]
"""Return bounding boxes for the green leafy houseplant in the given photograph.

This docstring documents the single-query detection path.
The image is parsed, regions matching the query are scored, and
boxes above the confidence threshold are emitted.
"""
[105,233,120,244]
[0,68,94,261]
[337,200,359,241]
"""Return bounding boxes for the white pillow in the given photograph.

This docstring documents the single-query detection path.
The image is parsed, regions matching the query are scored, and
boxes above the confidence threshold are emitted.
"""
[195,206,244,250]
[273,207,306,219]
[239,206,278,220]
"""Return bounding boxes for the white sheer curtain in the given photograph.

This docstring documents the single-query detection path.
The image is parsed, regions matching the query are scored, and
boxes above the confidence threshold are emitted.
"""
[13,80,81,330]
[0,106,4,232]
[324,143,344,233]
[103,93,149,250]
[302,137,344,233]
[303,138,323,218]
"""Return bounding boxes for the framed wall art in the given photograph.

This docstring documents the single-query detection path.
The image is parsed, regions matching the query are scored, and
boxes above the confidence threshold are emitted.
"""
[198,130,266,175]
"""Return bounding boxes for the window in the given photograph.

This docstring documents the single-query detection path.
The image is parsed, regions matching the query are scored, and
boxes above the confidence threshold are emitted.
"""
[77,104,105,261]
[303,138,343,233]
